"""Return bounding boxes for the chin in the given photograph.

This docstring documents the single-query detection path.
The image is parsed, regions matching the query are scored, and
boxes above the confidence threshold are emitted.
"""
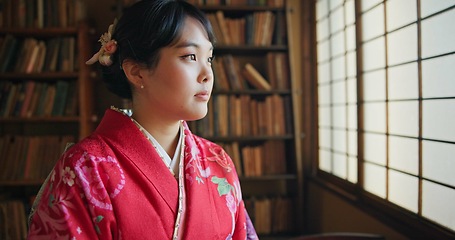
[185,108,208,121]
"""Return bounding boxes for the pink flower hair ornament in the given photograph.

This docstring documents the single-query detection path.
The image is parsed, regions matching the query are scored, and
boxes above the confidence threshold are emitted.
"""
[86,19,118,66]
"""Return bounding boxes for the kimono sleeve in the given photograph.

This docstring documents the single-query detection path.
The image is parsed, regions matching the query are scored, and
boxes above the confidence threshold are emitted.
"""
[231,200,259,240]
[244,207,259,240]
[27,148,117,240]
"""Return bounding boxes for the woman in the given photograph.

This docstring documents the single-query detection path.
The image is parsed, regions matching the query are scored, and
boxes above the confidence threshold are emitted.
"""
[27,0,258,239]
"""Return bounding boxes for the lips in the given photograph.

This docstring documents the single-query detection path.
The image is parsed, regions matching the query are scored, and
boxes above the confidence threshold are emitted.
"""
[195,90,210,101]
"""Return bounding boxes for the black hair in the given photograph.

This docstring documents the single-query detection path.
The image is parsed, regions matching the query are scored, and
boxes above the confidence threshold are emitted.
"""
[100,0,216,99]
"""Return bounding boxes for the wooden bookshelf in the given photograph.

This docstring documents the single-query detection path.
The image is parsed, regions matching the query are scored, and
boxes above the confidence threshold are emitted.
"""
[0,1,93,238]
[0,23,95,137]
[188,0,303,238]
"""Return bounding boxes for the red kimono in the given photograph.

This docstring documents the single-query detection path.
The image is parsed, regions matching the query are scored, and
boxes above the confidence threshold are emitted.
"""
[28,108,258,240]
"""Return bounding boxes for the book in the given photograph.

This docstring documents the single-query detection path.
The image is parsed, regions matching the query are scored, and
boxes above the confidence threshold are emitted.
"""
[0,35,13,65]
[223,55,243,90]
[206,13,225,45]
[231,142,242,176]
[242,63,271,90]
[34,41,47,72]
[275,52,290,89]
[52,80,70,116]
[64,80,78,116]
[14,136,29,180]
[215,11,231,45]
[283,95,293,134]
[58,0,68,28]
[60,37,70,71]
[34,82,49,116]
[265,96,274,135]
[228,95,238,136]
[36,0,44,28]
[3,84,18,117]
[25,0,37,28]
[0,82,12,116]
[0,35,19,72]
[47,37,62,72]
[25,40,41,73]
[0,202,7,238]
[273,11,287,45]
[212,56,230,90]
[213,95,229,136]
[271,94,285,135]
[262,11,275,46]
[26,82,43,117]
[0,137,13,180]
[13,38,31,72]
[254,198,272,234]
[240,95,251,136]
[67,37,75,71]
[12,83,27,117]
[249,99,259,136]
[42,84,57,116]
[24,136,39,179]
[245,14,254,45]
[234,96,242,136]
[266,53,278,88]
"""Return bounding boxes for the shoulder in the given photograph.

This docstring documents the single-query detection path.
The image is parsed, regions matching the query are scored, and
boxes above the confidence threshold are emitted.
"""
[51,133,125,206]
[54,133,122,182]
[63,133,113,160]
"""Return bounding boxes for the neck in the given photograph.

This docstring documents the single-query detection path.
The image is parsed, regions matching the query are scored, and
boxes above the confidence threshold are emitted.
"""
[132,110,181,157]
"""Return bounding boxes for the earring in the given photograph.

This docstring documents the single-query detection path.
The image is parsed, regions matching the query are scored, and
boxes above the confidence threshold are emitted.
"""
[140,85,144,89]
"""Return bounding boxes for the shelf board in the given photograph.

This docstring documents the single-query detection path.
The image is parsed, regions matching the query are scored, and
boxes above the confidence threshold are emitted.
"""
[0,72,79,79]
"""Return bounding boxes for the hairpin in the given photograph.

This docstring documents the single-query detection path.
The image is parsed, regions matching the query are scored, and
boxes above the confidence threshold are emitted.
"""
[86,19,118,66]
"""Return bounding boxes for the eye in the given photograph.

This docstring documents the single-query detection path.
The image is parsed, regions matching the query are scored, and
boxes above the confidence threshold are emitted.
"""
[182,54,196,61]
[208,56,215,63]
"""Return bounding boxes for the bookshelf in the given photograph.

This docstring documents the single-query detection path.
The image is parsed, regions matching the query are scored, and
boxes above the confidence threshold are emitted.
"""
[0,0,93,238]
[188,0,303,238]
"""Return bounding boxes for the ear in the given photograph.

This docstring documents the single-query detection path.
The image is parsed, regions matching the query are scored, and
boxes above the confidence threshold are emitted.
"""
[122,59,144,89]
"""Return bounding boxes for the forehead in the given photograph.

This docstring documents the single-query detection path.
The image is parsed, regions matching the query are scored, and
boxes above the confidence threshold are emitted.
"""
[171,17,213,49]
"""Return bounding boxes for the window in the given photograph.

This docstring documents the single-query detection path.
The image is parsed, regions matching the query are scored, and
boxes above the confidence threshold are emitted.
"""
[317,0,359,183]
[316,0,455,235]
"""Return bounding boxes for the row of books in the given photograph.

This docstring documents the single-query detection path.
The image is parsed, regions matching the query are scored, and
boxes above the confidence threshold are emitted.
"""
[0,135,75,181]
[245,196,295,234]
[0,80,78,118]
[0,0,87,28]
[213,53,290,91]
[0,200,28,239]
[207,10,276,46]
[220,140,287,177]
[0,35,77,73]
[190,94,292,137]
[188,0,284,7]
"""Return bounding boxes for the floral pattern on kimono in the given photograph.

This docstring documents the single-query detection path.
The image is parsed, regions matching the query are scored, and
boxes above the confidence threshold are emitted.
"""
[27,108,258,240]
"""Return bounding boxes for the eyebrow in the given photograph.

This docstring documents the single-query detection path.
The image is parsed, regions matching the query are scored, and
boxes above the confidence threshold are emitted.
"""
[175,41,213,51]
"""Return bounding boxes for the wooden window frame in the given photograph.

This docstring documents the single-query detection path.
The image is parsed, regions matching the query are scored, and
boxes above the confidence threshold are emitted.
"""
[300,1,455,239]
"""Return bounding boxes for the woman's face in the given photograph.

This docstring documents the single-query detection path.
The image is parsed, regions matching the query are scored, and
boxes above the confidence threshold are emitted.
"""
[139,17,214,122]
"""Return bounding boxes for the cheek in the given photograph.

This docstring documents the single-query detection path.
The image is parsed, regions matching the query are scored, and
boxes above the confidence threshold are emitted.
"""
[151,63,198,93]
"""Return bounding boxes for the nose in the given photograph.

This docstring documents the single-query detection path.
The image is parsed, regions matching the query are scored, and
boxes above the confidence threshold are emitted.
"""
[198,63,213,83]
